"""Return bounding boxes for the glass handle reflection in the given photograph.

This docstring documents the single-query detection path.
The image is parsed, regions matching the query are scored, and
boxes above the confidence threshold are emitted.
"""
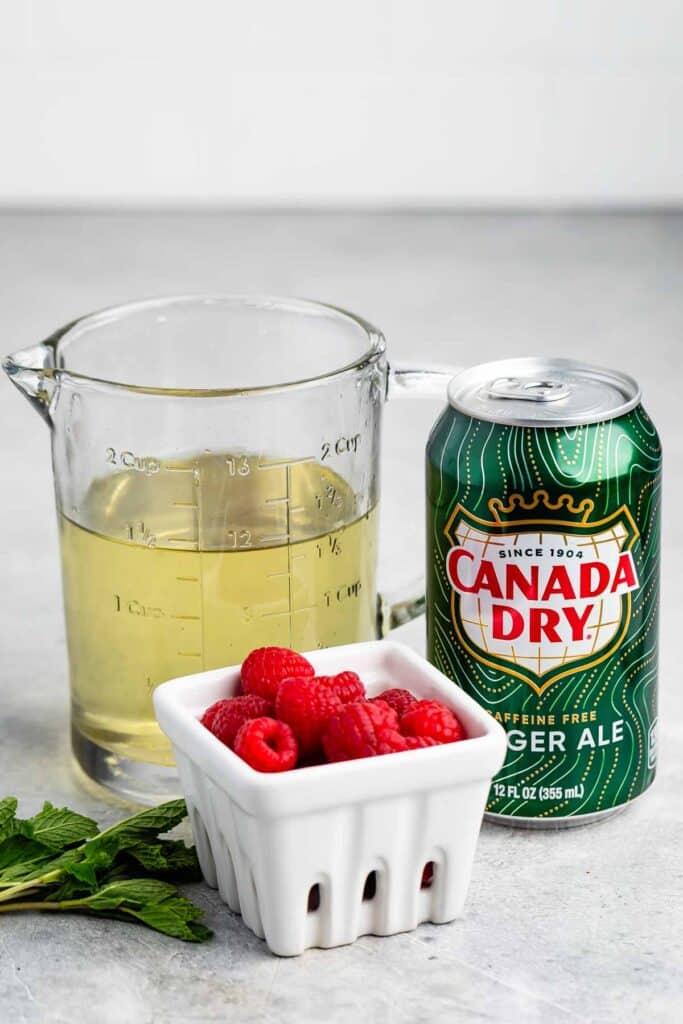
[385,362,460,401]
[377,362,461,635]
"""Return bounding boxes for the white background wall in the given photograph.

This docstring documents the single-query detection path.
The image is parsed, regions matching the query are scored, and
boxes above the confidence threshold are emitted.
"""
[2,0,682,206]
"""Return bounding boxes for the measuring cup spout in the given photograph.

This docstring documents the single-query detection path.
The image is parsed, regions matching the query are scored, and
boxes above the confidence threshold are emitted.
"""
[2,342,56,424]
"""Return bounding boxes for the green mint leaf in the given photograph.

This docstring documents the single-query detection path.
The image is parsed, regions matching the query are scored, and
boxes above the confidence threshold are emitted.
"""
[48,875,95,902]
[87,878,178,909]
[125,898,210,942]
[0,796,211,943]
[0,849,83,894]
[92,862,131,886]
[157,841,202,879]
[62,858,99,889]
[155,894,206,923]
[124,841,168,872]
[0,837,54,874]
[0,798,18,841]
[79,837,118,874]
[12,847,81,881]
[89,794,189,851]
[125,840,202,881]
[23,803,99,852]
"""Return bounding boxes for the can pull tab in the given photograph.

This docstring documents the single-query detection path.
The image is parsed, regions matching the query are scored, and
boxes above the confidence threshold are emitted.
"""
[487,376,571,403]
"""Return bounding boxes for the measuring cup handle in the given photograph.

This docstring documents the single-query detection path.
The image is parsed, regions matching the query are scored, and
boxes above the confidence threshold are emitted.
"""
[377,361,462,635]
[385,362,459,401]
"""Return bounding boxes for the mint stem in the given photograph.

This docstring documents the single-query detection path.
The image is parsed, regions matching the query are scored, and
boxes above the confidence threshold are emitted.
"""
[0,899,76,912]
[0,869,63,905]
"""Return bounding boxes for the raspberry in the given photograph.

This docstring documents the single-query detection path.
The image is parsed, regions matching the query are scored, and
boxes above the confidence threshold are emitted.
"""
[275,676,342,757]
[373,688,417,718]
[318,671,365,704]
[202,695,273,748]
[322,701,405,762]
[421,862,435,888]
[200,699,230,733]
[370,732,438,754]
[402,735,440,750]
[240,647,314,702]
[400,700,465,744]
[233,717,298,772]
[369,699,393,715]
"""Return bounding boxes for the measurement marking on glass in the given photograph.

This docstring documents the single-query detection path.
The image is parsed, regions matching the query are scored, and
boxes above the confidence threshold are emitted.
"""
[177,651,202,657]
[176,576,199,582]
[172,501,199,509]
[163,463,196,473]
[167,538,199,547]
[261,533,290,545]
[261,605,318,619]
[267,551,306,580]
[171,614,201,621]
[257,455,316,470]
[265,497,305,514]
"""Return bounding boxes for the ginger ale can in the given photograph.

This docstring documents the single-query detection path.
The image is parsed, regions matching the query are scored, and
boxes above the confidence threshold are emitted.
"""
[426,358,661,827]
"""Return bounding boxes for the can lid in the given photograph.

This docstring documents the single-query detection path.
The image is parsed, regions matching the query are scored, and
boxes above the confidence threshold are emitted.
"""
[447,357,641,427]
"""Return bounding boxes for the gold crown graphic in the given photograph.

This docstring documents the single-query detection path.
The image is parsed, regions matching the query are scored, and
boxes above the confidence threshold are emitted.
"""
[488,490,595,524]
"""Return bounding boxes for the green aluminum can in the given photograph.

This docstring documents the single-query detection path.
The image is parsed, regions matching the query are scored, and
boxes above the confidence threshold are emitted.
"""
[426,358,661,828]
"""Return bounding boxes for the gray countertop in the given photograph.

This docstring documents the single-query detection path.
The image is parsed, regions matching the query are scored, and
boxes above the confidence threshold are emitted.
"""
[1,211,681,1022]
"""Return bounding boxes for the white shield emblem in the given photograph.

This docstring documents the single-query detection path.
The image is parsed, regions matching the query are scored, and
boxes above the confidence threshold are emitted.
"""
[444,491,640,695]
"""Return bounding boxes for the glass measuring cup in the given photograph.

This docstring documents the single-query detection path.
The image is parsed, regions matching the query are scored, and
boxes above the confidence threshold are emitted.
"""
[4,295,454,803]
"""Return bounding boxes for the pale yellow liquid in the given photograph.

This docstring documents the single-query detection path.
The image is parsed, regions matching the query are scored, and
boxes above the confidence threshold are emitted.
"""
[59,454,378,765]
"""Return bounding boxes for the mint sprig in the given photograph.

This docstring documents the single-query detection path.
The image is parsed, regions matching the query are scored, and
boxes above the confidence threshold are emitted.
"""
[0,798,18,840]
[0,798,211,942]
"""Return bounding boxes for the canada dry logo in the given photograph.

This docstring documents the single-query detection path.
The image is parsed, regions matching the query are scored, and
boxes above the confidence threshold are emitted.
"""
[444,491,640,695]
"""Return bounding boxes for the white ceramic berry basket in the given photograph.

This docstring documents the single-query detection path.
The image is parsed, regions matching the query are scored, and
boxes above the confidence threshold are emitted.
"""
[153,641,506,957]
